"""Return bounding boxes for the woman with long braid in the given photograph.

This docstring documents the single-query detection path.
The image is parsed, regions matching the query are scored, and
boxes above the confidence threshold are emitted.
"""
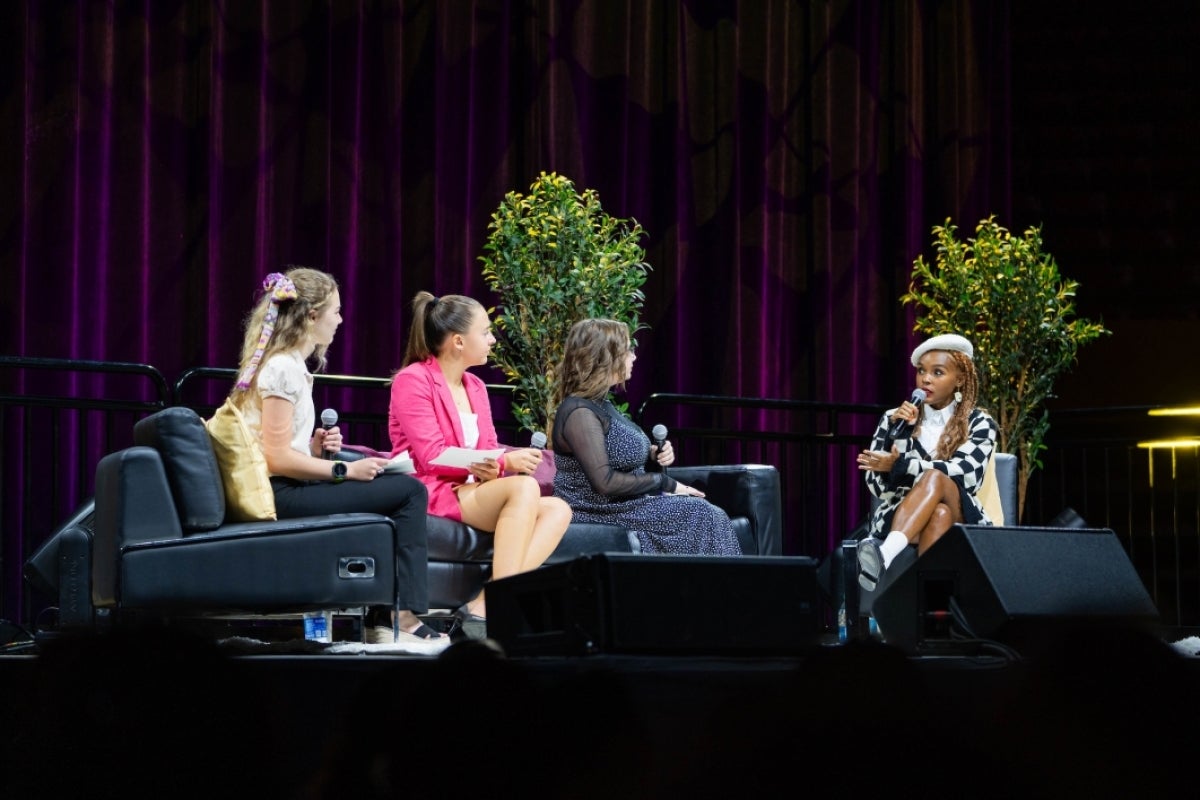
[855,334,998,591]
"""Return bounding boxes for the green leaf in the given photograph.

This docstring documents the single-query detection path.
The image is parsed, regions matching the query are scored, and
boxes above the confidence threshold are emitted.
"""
[901,215,1110,514]
[479,173,651,433]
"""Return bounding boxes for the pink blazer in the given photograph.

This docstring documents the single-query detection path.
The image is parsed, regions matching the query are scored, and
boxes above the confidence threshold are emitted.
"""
[389,357,504,520]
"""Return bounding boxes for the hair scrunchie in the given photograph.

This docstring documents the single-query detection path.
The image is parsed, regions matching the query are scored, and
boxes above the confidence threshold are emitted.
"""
[235,273,299,390]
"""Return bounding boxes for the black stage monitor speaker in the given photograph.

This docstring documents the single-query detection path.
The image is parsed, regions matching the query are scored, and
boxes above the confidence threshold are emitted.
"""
[872,525,1159,653]
[487,553,820,656]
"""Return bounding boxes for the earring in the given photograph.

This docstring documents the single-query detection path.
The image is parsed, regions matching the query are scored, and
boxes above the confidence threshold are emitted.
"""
[954,390,963,403]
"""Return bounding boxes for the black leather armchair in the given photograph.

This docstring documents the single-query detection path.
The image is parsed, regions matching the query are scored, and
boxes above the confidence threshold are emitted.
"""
[425,463,784,610]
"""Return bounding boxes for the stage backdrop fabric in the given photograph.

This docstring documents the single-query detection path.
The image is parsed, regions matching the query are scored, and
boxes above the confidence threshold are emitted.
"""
[0,1,1010,623]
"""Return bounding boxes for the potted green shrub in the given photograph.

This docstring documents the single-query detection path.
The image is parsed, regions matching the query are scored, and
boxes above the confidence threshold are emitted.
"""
[901,215,1109,517]
[479,171,651,433]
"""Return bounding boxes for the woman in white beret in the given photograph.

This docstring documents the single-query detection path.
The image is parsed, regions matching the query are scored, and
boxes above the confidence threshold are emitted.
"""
[854,333,998,591]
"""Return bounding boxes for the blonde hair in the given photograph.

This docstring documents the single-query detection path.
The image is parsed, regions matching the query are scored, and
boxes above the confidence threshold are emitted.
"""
[230,267,338,409]
[401,292,486,367]
[553,318,631,405]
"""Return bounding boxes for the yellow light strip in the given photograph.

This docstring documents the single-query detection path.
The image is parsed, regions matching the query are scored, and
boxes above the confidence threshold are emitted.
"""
[1147,406,1200,417]
[1137,438,1200,449]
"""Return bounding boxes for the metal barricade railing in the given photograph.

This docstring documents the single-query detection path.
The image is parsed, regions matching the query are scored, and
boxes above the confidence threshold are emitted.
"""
[0,356,171,627]
[1023,408,1200,628]
[635,393,890,557]
[6,359,1200,628]
[173,368,522,452]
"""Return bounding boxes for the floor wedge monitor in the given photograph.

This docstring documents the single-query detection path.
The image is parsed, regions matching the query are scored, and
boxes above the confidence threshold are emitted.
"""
[872,525,1159,653]
[486,553,821,656]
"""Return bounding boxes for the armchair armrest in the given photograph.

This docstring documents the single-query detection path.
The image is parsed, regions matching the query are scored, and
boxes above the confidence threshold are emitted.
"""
[93,447,183,607]
[664,464,783,555]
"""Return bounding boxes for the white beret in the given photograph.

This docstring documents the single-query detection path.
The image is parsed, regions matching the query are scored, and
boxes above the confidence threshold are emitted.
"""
[911,333,974,366]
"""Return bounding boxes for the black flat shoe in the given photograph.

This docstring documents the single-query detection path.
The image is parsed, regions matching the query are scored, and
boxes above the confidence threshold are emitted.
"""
[453,603,487,640]
[857,537,883,592]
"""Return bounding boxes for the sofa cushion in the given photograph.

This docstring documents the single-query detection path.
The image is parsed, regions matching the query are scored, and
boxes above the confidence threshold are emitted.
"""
[426,516,640,564]
[544,523,639,564]
[427,516,495,562]
[133,407,226,531]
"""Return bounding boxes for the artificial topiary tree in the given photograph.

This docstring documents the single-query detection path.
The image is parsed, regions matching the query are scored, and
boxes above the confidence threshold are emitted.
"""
[901,215,1109,517]
[479,172,651,433]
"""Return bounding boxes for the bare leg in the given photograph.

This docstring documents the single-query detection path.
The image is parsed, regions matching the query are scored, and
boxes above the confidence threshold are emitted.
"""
[395,609,424,633]
[890,469,964,547]
[455,476,545,617]
[917,503,956,556]
[519,496,572,571]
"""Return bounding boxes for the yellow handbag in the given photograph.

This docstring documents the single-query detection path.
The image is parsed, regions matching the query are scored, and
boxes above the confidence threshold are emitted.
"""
[206,399,277,521]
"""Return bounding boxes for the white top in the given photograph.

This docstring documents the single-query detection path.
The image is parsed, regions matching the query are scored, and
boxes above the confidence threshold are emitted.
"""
[242,350,315,466]
[459,410,480,481]
[917,400,957,455]
[459,411,480,448]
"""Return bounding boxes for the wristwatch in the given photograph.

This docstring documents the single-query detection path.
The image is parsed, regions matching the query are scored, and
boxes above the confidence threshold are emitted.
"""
[331,461,348,484]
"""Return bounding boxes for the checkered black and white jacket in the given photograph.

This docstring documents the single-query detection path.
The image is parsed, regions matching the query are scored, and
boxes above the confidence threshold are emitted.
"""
[865,406,998,537]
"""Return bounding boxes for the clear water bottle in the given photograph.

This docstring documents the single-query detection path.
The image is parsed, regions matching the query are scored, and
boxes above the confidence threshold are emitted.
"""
[837,603,848,642]
[303,610,332,643]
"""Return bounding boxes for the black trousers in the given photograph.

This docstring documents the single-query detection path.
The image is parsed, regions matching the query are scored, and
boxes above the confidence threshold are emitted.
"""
[270,473,430,613]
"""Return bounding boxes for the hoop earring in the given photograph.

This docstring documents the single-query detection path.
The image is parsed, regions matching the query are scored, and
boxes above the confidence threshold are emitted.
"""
[954,390,963,403]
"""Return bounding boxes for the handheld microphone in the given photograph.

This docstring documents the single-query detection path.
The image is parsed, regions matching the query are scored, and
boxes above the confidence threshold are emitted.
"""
[530,431,547,450]
[651,424,668,453]
[651,424,670,474]
[320,408,338,460]
[886,390,925,441]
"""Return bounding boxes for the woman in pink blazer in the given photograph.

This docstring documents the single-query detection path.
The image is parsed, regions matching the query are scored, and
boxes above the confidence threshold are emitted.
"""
[390,292,571,629]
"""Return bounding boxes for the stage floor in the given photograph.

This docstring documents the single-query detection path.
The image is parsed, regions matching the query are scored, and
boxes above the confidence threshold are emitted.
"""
[2,623,1198,798]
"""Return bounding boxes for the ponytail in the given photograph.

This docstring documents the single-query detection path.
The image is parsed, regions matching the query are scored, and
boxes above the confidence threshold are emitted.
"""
[402,291,484,367]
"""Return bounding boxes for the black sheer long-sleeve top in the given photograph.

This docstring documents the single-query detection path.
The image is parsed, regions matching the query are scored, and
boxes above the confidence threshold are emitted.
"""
[551,396,677,497]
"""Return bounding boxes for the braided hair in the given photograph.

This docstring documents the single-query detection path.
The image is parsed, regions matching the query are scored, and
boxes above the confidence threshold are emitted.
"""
[932,350,982,459]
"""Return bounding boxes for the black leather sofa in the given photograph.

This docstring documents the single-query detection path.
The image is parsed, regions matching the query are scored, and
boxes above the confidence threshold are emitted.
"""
[25,406,785,629]
[26,407,403,630]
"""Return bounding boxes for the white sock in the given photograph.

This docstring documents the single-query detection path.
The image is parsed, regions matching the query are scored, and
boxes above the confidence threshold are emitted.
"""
[879,531,909,569]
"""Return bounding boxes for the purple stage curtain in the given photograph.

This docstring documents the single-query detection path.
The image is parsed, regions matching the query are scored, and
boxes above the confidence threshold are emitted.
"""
[0,1,1010,622]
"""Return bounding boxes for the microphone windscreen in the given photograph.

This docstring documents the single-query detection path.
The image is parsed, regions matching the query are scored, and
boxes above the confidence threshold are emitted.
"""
[909,389,926,408]
[321,408,339,428]
[530,431,547,449]
[651,424,668,442]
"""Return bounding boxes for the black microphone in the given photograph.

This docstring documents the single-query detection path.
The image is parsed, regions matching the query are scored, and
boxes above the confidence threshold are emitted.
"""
[530,431,547,450]
[320,408,338,460]
[886,390,925,441]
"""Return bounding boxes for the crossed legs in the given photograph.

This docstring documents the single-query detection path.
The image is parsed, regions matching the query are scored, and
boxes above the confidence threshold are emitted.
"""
[890,468,964,555]
[859,469,966,591]
[455,475,572,617]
